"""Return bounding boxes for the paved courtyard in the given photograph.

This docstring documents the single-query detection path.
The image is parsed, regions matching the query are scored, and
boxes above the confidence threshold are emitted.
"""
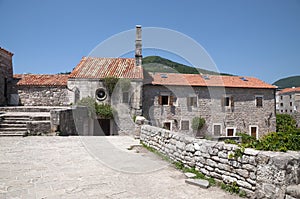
[0,136,240,199]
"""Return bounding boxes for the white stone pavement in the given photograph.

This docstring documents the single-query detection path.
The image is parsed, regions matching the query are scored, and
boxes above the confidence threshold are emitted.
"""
[0,136,241,199]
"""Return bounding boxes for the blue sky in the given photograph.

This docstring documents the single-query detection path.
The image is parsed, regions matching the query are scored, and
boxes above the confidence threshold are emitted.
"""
[0,0,299,84]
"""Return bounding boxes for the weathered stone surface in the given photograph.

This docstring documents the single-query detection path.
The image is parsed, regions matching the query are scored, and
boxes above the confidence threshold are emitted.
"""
[236,169,249,178]
[206,159,218,168]
[176,141,185,150]
[184,172,197,178]
[194,143,200,151]
[186,143,195,152]
[185,179,209,189]
[286,184,300,198]
[237,179,252,190]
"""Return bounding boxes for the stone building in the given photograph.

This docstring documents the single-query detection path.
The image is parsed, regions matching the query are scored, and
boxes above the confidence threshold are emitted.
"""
[0,47,14,105]
[276,87,300,113]
[13,74,70,106]
[276,87,300,127]
[66,25,144,135]
[143,72,276,139]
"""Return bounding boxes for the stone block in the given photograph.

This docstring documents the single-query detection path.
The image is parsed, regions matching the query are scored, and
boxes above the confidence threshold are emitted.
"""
[184,172,196,178]
[185,179,209,189]
[286,184,300,198]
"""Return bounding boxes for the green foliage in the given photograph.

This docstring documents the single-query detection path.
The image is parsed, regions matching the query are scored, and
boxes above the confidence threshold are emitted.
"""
[104,76,119,96]
[95,103,115,119]
[142,56,233,76]
[221,182,239,194]
[273,75,300,89]
[232,131,300,152]
[77,97,115,119]
[192,117,205,130]
[224,139,237,144]
[276,114,297,133]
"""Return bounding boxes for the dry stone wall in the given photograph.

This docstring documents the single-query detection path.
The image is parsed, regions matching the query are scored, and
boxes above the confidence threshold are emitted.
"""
[18,86,69,106]
[140,125,300,199]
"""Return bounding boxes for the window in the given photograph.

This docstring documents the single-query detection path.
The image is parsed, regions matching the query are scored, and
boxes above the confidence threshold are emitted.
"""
[222,96,234,112]
[249,125,258,139]
[213,124,221,136]
[280,96,283,100]
[122,92,129,103]
[224,97,230,106]
[290,110,293,113]
[181,120,189,131]
[226,128,236,137]
[163,122,171,130]
[281,110,283,113]
[95,88,107,101]
[256,96,263,107]
[187,96,197,107]
[290,95,292,99]
[290,102,293,106]
[280,103,283,107]
[158,93,175,106]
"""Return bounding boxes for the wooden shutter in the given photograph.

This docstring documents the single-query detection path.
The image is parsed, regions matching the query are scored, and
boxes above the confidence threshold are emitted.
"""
[169,95,174,106]
[158,96,162,105]
[231,96,234,112]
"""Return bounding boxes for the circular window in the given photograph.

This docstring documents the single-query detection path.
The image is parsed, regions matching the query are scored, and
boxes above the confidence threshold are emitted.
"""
[96,88,107,101]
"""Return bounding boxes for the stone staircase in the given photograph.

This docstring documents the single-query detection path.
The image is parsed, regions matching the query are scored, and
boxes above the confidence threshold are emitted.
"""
[0,106,68,136]
[0,114,29,136]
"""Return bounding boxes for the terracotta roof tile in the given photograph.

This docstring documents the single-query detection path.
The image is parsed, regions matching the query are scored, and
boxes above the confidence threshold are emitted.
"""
[69,57,143,79]
[278,87,300,94]
[145,73,276,89]
[14,74,68,87]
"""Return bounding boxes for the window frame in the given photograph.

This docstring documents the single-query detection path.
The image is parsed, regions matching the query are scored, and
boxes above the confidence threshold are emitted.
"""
[213,123,222,136]
[180,120,190,131]
[255,95,263,107]
[249,125,258,140]
[187,96,198,107]
[226,127,236,137]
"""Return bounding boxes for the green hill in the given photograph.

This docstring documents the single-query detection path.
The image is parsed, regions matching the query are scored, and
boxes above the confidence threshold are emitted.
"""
[273,76,300,89]
[142,56,232,76]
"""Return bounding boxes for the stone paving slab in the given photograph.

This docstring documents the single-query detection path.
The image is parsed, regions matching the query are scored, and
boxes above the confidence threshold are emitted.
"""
[0,136,241,199]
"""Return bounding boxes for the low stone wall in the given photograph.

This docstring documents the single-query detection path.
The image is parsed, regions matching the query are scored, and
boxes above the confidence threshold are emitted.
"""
[140,125,300,199]
[27,121,52,136]
[50,106,88,136]
[18,86,69,106]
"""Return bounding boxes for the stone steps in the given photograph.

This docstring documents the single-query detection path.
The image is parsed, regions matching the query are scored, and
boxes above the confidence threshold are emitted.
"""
[0,131,27,136]
[0,114,30,136]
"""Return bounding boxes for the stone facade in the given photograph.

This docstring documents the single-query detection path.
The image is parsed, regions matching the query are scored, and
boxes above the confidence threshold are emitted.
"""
[277,89,300,114]
[140,125,300,199]
[17,86,69,106]
[67,78,143,134]
[143,85,276,138]
[0,47,14,105]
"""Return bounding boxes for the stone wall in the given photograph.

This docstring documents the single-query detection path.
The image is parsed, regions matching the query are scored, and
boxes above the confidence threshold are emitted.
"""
[140,125,300,199]
[0,48,13,106]
[17,86,69,106]
[27,121,52,136]
[50,106,89,136]
[67,78,143,134]
[143,85,276,138]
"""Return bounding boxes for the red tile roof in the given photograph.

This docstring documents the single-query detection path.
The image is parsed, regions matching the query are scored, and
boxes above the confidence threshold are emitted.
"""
[145,73,276,89]
[278,87,300,94]
[69,57,143,79]
[14,74,68,87]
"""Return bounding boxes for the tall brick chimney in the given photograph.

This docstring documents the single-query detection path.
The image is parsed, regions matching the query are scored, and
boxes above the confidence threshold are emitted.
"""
[135,25,142,67]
